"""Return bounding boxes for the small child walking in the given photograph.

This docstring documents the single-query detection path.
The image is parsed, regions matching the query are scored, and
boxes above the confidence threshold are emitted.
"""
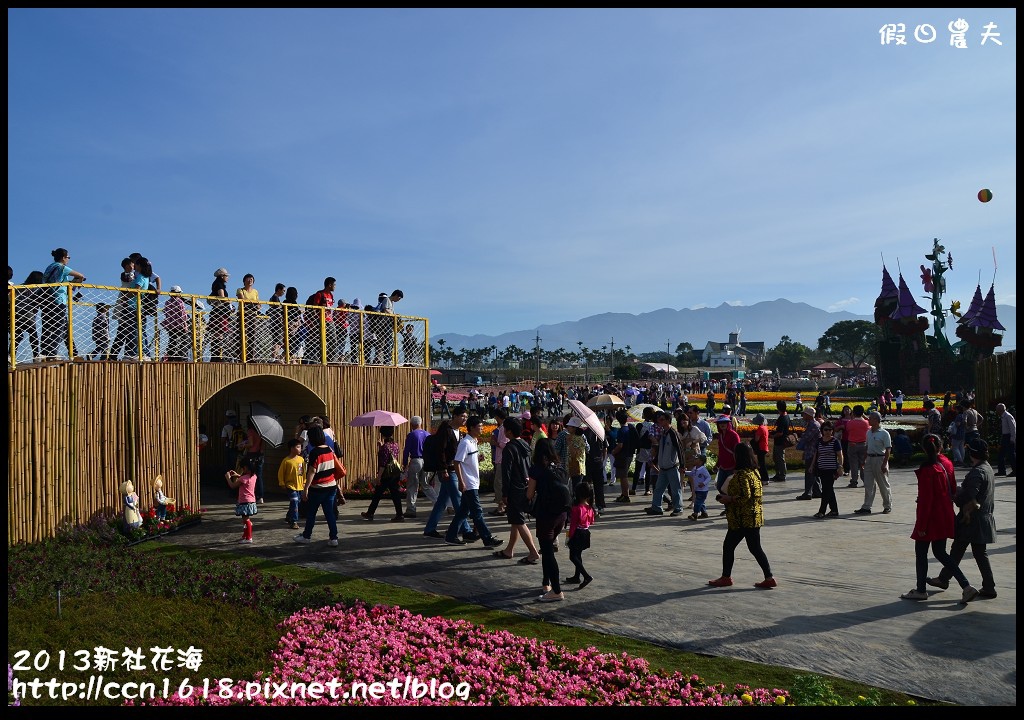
[564,481,595,589]
[278,438,305,529]
[685,454,713,520]
[226,457,258,544]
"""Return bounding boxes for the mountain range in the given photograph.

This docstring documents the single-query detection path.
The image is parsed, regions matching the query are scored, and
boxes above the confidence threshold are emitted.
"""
[434,299,1017,355]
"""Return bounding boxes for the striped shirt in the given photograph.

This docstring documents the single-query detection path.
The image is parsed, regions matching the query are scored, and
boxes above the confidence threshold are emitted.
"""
[307,446,338,489]
[814,437,842,470]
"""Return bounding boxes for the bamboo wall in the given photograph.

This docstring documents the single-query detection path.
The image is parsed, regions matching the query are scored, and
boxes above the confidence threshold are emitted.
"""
[974,349,1016,414]
[7,362,430,545]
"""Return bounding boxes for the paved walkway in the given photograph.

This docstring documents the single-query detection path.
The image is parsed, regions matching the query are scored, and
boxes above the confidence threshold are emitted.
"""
[163,466,1016,706]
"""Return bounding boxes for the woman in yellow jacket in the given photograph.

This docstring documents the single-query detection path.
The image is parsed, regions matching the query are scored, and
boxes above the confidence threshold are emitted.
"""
[708,443,777,590]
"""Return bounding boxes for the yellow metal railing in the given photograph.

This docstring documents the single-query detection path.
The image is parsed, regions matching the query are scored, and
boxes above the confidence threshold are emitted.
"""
[7,282,429,369]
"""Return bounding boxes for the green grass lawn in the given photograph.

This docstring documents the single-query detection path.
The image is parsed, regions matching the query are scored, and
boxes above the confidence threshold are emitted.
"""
[7,527,938,707]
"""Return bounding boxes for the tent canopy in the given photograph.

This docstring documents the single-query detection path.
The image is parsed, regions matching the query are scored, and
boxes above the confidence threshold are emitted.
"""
[638,362,679,373]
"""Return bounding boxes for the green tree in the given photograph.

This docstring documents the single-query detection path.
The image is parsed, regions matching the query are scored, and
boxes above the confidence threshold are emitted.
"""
[435,338,447,368]
[764,335,811,374]
[675,341,697,366]
[613,363,640,380]
[817,320,880,370]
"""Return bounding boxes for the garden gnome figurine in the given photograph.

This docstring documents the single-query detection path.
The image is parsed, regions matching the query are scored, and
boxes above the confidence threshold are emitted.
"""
[121,480,143,528]
[153,474,176,520]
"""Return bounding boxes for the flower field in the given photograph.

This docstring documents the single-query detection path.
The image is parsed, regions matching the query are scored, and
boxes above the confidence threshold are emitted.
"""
[148,602,789,706]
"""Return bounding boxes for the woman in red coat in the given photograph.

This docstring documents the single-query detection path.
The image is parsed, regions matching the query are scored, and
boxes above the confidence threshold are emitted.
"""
[901,435,978,602]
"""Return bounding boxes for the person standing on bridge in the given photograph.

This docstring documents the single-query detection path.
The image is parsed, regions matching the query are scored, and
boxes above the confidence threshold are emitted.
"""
[40,247,86,359]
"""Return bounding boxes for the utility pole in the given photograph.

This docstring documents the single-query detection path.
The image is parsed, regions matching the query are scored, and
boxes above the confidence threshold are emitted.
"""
[534,331,542,386]
[666,339,671,363]
[610,336,615,374]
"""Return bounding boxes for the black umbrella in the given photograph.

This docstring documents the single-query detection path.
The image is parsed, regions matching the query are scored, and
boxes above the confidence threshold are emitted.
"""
[249,401,285,448]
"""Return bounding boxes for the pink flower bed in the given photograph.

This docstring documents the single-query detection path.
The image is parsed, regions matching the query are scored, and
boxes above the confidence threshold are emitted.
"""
[148,602,789,706]
[432,391,468,401]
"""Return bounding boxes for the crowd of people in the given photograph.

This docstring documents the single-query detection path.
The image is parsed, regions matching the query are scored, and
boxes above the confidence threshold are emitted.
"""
[9,252,414,365]
[213,377,1008,606]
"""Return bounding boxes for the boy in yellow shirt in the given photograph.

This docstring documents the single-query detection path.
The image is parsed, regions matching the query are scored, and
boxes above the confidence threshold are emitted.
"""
[278,438,305,529]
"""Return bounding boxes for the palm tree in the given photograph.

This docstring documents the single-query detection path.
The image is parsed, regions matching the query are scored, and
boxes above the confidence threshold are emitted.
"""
[488,345,498,376]
[436,338,447,368]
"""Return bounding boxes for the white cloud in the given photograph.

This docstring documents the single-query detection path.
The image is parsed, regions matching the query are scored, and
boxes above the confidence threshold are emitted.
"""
[827,297,860,312]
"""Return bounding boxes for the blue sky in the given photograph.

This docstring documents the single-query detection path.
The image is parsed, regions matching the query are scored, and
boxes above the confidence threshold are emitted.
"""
[8,8,1016,346]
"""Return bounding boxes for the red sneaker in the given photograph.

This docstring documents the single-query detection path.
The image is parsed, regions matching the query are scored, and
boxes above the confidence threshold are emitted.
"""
[707,576,733,587]
[754,577,778,589]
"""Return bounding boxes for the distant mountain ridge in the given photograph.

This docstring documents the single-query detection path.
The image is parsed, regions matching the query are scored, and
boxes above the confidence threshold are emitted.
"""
[434,299,1016,354]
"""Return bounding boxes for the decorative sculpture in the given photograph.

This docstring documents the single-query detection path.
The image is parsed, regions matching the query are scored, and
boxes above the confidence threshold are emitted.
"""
[153,474,176,521]
[121,480,143,529]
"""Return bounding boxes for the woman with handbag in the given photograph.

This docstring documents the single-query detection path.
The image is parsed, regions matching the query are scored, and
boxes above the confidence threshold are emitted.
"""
[361,426,405,522]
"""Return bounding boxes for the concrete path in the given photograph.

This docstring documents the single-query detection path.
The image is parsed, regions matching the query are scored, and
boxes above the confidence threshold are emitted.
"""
[163,466,1016,706]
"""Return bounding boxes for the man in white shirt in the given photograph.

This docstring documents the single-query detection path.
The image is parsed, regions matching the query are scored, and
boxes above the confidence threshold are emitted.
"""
[444,415,505,548]
[855,411,892,514]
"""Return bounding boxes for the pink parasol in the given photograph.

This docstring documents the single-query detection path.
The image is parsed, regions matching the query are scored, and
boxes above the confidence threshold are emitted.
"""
[349,410,409,427]
[567,399,605,441]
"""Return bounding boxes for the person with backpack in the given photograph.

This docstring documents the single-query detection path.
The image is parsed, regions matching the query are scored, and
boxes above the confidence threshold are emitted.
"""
[527,438,573,602]
[631,407,656,497]
[644,411,686,517]
[611,409,637,504]
[40,247,86,359]
[493,416,541,563]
